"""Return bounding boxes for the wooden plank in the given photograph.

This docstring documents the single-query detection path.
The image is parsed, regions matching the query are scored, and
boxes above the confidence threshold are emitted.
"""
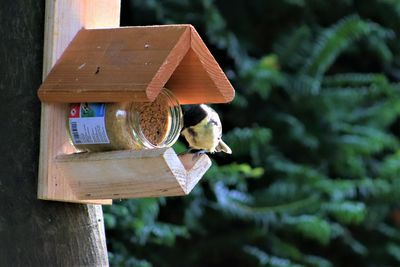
[167,48,226,104]
[38,0,120,204]
[55,149,211,199]
[38,25,191,102]
[188,26,235,103]
[177,153,212,193]
[84,0,121,28]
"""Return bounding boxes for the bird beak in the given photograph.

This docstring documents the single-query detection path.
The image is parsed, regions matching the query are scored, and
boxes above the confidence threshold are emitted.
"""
[217,139,232,154]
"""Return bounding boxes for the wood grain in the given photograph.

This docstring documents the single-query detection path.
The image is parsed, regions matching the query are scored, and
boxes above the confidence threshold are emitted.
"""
[38,25,191,102]
[189,26,236,103]
[167,26,235,104]
[55,149,211,199]
[38,25,235,104]
[166,48,224,104]
[38,0,120,204]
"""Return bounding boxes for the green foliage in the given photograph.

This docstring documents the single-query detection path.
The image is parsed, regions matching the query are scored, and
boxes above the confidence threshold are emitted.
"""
[322,201,366,224]
[303,15,384,77]
[283,215,332,245]
[386,242,400,262]
[105,0,400,266]
[104,198,189,245]
[224,127,272,164]
[103,199,189,265]
[244,245,304,267]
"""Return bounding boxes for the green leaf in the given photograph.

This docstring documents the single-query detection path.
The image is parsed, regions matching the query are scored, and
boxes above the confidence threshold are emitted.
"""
[224,127,272,164]
[282,215,332,245]
[379,151,400,178]
[270,237,303,261]
[322,73,390,88]
[103,213,117,229]
[323,201,366,224]
[213,182,319,224]
[303,255,333,267]
[303,15,389,77]
[387,243,400,262]
[244,246,304,267]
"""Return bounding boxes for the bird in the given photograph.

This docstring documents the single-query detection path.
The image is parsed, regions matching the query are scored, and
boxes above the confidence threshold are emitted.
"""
[181,104,232,154]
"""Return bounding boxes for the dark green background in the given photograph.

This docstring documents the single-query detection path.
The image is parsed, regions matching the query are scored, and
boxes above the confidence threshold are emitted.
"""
[106,1,400,267]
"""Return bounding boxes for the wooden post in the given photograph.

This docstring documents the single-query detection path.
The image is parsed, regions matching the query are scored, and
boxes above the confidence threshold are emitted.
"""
[38,0,121,204]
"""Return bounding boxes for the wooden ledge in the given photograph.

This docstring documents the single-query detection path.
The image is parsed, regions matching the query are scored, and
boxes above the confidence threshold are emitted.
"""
[53,148,211,200]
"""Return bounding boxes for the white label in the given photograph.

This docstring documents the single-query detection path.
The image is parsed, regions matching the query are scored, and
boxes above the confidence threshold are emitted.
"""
[69,117,110,145]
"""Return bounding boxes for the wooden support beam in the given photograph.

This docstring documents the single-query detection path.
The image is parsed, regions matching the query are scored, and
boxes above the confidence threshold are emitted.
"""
[38,0,120,204]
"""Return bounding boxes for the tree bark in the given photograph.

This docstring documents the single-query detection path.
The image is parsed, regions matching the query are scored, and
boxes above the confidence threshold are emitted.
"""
[0,0,109,266]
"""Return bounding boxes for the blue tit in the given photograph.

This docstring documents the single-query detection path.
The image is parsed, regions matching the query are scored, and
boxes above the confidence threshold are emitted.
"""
[181,104,232,154]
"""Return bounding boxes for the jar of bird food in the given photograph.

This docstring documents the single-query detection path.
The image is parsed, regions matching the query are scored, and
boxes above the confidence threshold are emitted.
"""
[67,88,183,152]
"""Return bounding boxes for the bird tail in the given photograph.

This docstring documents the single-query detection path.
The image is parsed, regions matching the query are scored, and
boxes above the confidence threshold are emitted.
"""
[216,139,232,154]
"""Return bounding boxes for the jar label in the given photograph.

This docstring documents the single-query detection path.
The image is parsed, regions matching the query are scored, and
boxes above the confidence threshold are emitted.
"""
[69,103,110,145]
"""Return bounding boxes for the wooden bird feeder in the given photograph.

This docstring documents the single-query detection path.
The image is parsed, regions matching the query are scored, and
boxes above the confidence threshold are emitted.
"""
[37,0,234,205]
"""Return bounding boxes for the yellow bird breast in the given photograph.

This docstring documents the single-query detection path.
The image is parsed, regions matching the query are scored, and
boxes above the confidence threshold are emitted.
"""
[182,117,220,153]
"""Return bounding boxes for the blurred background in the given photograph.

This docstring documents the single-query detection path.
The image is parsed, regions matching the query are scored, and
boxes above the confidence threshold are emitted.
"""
[103,1,400,266]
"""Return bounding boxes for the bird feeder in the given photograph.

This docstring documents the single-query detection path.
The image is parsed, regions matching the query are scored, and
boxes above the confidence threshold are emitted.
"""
[37,1,234,204]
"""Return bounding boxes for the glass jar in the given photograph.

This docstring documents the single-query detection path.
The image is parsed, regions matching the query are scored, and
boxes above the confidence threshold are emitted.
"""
[67,88,183,152]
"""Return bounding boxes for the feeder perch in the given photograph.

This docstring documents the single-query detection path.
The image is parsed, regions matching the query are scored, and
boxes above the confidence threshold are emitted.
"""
[38,0,234,204]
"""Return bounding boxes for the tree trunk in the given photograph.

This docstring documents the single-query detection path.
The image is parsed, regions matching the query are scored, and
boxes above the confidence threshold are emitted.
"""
[0,0,109,265]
